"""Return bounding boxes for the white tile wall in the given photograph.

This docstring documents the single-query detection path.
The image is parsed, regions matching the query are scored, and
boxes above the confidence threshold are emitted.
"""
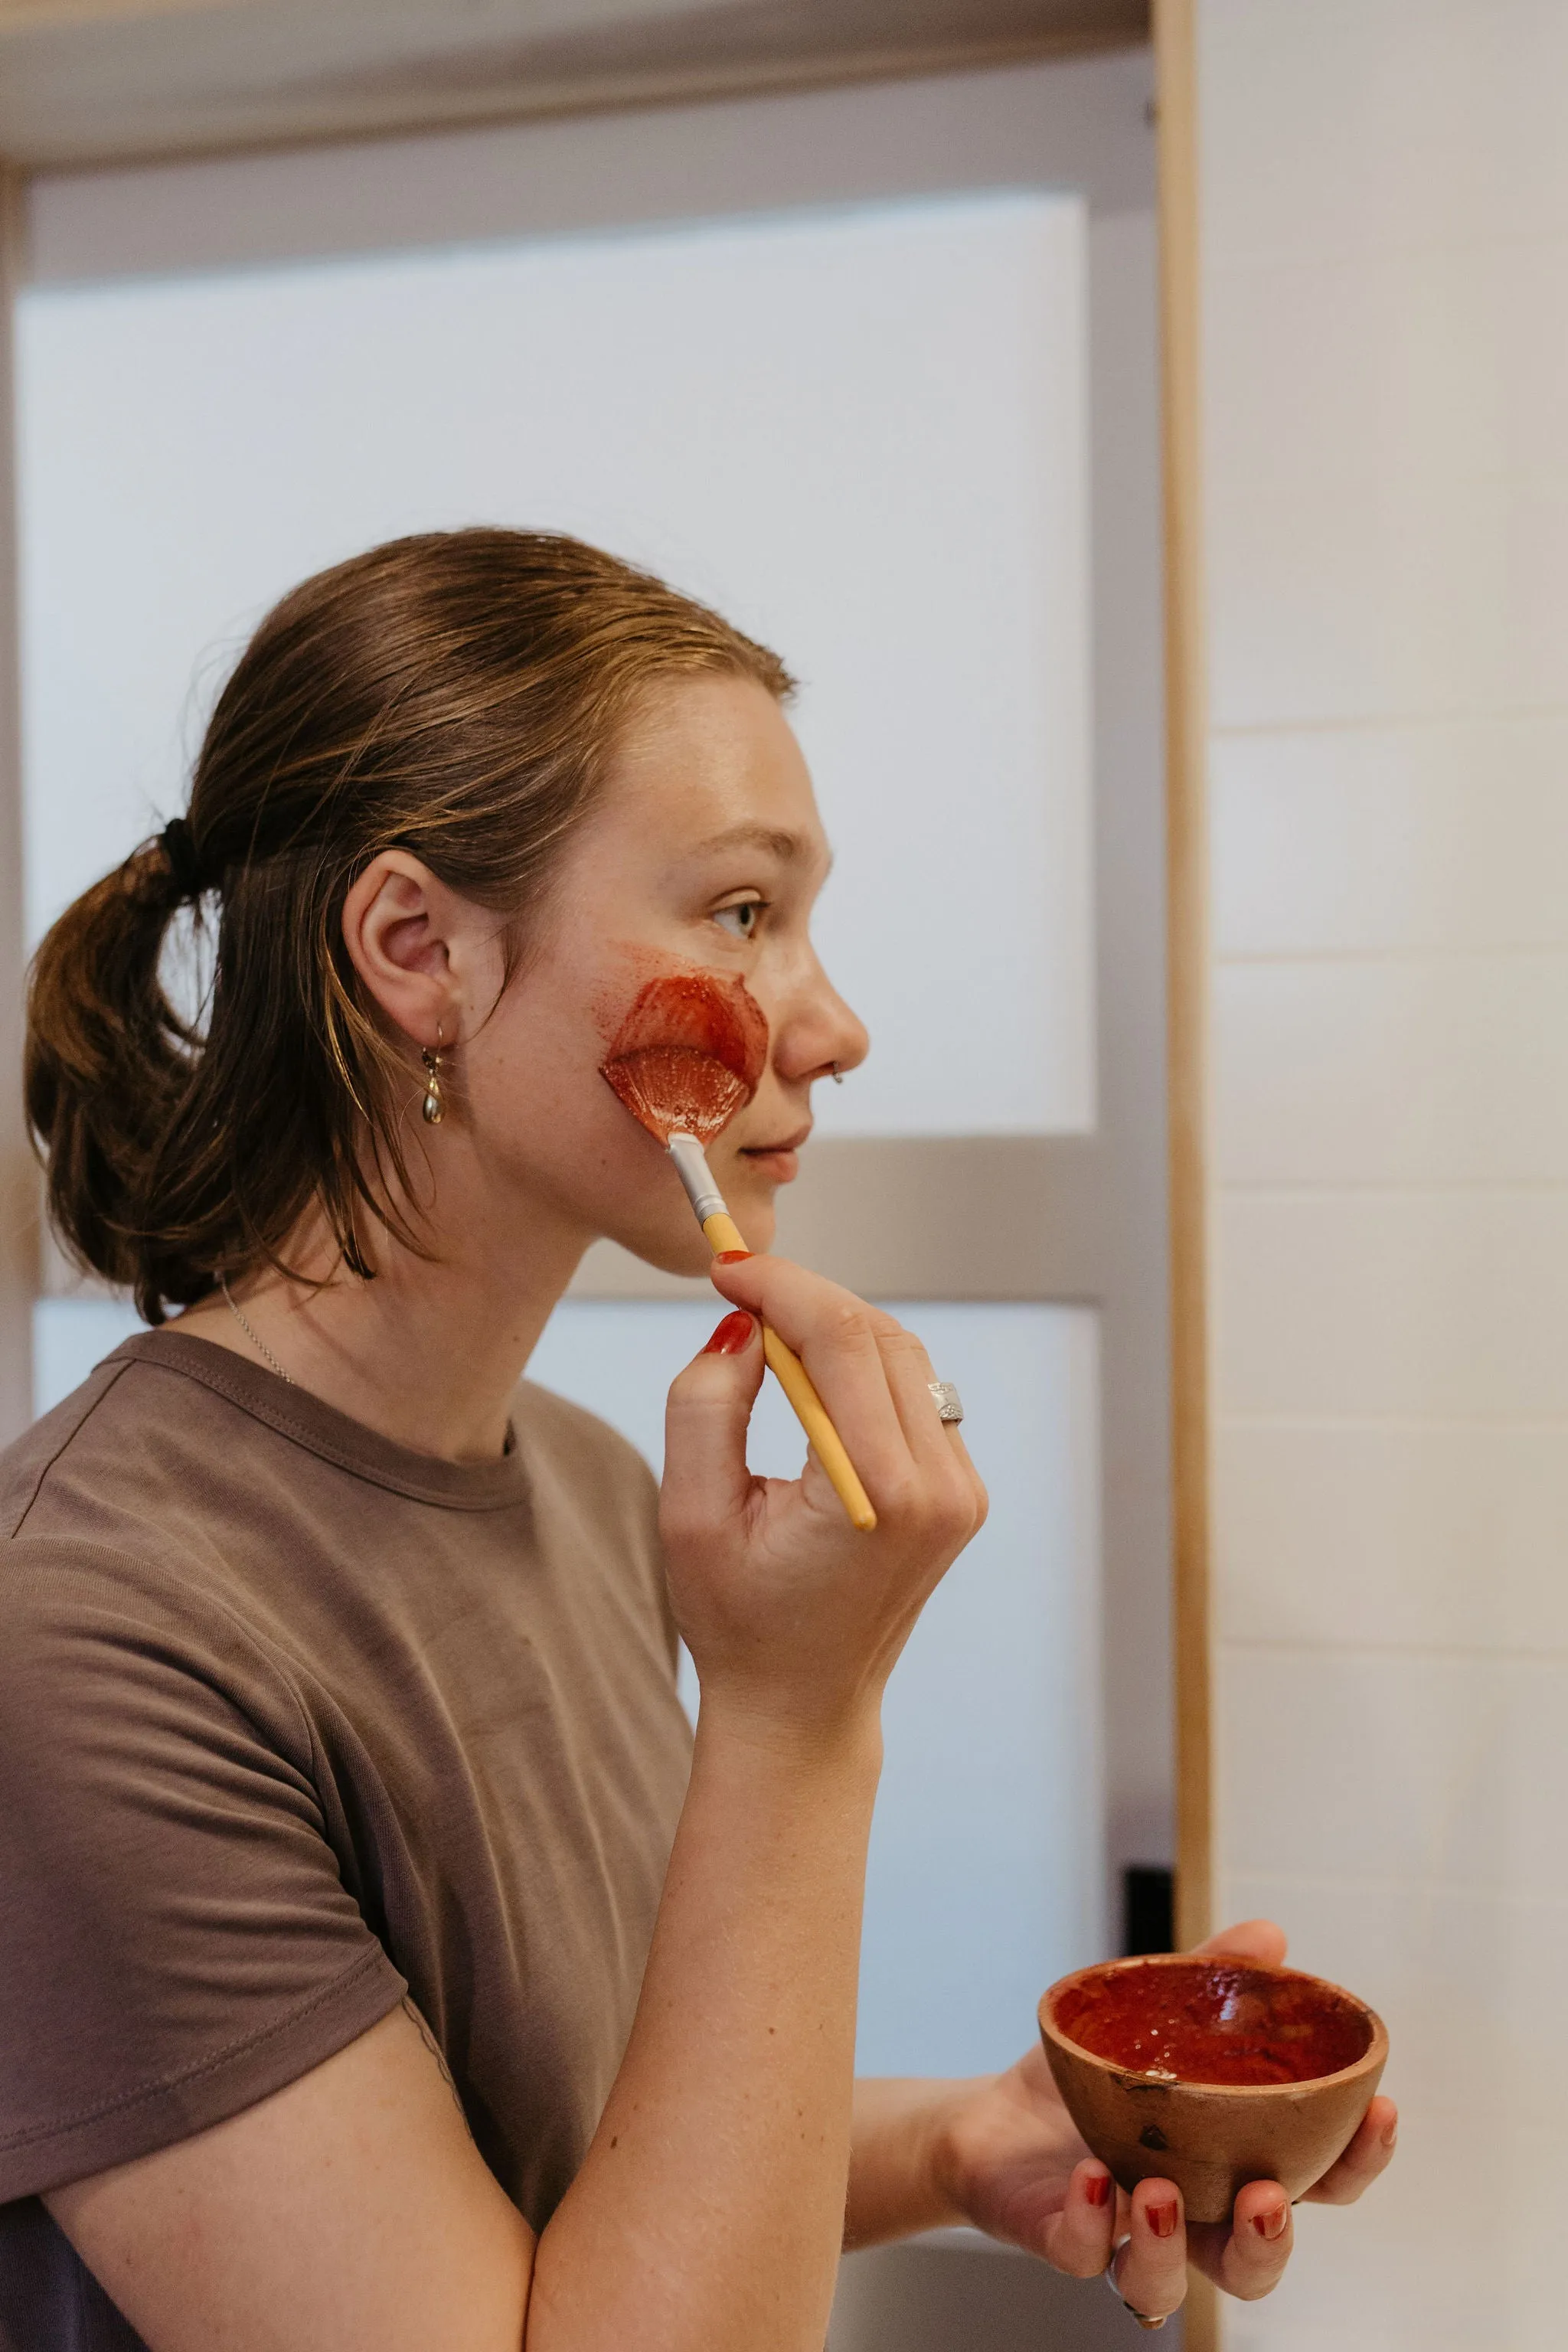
[1200,0,1568,268]
[1206,240,1568,505]
[1218,1648,1568,1892]
[1211,717,1568,956]
[1207,441,1568,732]
[1215,1420,1568,1653]
[1216,1190,1568,1420]
[1214,956,1568,1184]
[1199,1,1568,2340]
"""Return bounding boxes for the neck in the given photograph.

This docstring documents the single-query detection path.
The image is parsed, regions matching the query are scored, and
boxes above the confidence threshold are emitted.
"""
[175,1158,593,1464]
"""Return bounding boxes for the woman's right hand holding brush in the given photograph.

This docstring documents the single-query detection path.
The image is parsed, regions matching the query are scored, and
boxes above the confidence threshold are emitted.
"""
[659,1250,987,1743]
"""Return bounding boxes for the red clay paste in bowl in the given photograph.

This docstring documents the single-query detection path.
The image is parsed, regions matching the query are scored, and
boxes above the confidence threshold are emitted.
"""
[1052,1960,1374,2088]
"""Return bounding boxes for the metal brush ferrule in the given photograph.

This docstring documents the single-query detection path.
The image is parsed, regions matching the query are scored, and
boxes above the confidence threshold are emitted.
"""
[666,1132,729,1225]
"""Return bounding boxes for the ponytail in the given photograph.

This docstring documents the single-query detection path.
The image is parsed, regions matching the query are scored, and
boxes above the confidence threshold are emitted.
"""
[25,834,206,1318]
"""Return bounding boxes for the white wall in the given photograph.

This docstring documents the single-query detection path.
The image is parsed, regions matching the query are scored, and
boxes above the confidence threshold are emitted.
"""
[1199,2,1568,2345]
[17,191,1092,1138]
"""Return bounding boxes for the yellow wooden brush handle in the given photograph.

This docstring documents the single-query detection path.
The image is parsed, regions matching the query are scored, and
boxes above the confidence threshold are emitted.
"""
[701,1211,877,1534]
[701,1213,750,1256]
[758,1326,879,1534]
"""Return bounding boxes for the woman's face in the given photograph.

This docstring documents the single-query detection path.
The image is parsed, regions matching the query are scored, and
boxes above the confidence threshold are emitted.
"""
[457,674,869,1276]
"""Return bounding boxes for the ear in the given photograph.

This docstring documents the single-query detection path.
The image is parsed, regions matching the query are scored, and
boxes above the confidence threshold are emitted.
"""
[341,851,466,1050]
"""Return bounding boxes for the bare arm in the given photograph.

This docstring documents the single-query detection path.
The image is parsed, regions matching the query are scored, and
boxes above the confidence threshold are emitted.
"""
[531,1707,882,2350]
[844,2077,976,2249]
[47,1258,985,2352]
[47,2003,535,2352]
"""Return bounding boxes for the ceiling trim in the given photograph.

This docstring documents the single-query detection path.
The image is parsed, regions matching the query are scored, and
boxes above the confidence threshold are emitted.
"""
[6,2,1151,176]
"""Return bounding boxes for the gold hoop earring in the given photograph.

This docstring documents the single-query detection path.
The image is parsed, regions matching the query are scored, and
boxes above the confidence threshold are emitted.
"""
[421,1024,446,1126]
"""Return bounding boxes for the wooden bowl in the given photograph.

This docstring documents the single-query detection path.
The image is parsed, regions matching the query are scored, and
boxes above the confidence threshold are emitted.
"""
[1038,1954,1388,2224]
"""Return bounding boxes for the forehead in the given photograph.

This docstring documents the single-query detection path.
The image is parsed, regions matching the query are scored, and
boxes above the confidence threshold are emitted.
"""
[601,672,827,854]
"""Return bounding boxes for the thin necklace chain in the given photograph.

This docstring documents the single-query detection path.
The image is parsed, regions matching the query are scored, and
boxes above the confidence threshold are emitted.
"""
[220,1274,295,1387]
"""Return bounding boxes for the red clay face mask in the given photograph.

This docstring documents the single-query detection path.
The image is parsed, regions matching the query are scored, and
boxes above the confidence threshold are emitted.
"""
[599,969,769,1146]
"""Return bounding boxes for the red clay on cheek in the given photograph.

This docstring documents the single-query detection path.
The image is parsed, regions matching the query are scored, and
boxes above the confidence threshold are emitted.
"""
[599,968,769,1146]
[606,970,768,1088]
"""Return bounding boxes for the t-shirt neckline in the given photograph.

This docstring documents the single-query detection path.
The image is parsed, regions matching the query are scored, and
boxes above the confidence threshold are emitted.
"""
[106,1328,531,1512]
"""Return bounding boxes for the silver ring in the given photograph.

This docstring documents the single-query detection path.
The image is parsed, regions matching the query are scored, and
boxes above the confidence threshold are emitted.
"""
[1106,2238,1171,2331]
[927,1380,964,1424]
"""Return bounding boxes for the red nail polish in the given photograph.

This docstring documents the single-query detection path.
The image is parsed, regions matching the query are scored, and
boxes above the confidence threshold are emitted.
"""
[702,1312,755,1355]
[1084,2171,1112,2209]
[1148,2201,1178,2241]
[714,1249,751,1263]
[1253,2204,1288,2242]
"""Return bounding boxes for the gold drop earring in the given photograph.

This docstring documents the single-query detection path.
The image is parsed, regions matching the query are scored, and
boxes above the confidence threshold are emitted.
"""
[421,1024,446,1125]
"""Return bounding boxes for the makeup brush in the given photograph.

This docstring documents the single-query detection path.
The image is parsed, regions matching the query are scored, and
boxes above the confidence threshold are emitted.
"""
[603,972,877,1533]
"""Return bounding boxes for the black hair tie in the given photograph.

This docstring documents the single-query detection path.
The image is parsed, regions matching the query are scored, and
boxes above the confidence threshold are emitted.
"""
[158,816,204,900]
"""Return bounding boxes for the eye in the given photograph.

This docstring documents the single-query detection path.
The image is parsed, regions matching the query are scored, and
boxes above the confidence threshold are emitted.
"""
[712,897,766,942]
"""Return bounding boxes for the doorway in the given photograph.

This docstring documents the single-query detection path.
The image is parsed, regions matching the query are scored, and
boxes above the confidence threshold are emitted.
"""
[15,43,1168,2342]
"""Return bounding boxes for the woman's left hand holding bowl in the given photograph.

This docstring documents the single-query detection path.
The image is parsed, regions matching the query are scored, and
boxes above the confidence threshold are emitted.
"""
[919,1920,1397,2326]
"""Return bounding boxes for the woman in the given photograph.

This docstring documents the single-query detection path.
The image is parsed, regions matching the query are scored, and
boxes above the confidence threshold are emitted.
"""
[0,530,1393,2350]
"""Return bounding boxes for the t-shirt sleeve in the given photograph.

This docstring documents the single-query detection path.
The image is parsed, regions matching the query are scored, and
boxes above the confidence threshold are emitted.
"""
[0,1539,407,2200]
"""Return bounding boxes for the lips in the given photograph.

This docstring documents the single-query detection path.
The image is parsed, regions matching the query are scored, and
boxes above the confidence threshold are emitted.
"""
[736,1122,811,1181]
[739,1124,812,1158]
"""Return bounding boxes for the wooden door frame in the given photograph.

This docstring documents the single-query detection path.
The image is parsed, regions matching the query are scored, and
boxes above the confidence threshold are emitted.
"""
[1154,21,1216,2352]
[0,172,28,1447]
[1154,0,1210,1973]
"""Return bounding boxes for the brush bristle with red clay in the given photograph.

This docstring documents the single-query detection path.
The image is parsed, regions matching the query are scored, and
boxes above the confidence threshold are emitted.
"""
[601,972,769,1146]
[599,967,876,1532]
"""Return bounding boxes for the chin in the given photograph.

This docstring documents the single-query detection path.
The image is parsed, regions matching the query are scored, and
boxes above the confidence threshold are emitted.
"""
[722,1190,778,1256]
[632,1222,715,1279]
[603,1187,778,1279]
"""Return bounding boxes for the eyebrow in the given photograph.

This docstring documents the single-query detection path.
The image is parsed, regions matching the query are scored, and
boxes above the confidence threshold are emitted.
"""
[690,822,814,863]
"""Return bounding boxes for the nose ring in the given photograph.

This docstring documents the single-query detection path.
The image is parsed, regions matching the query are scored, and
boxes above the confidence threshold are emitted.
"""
[830,1063,844,1086]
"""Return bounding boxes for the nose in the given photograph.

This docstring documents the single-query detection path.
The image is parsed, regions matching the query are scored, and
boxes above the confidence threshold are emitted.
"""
[771,947,870,1088]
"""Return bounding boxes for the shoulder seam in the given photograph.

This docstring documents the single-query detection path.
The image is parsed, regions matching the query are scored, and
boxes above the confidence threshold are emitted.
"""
[5,1360,132,1541]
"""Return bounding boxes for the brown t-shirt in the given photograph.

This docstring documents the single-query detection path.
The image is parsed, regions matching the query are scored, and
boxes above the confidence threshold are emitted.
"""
[0,1328,693,2352]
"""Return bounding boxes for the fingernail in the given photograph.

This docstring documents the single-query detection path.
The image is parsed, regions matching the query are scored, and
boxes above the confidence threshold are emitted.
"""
[1148,2202,1178,2241]
[1381,2122,1398,2152]
[1253,2203,1288,2242]
[1084,2171,1112,2209]
[714,1249,751,1263]
[702,1312,755,1354]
